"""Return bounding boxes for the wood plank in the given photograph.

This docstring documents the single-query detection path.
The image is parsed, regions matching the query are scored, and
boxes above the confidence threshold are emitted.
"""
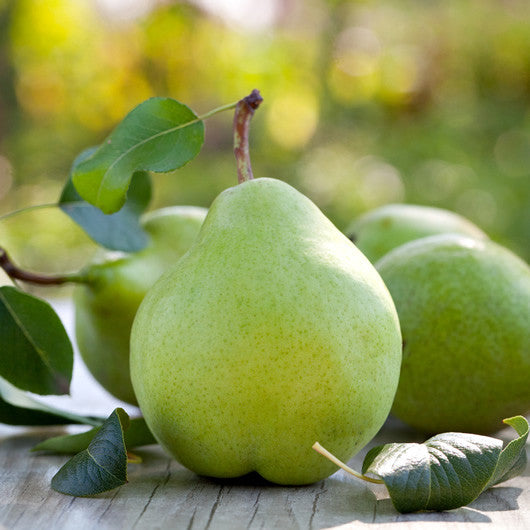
[0,418,528,529]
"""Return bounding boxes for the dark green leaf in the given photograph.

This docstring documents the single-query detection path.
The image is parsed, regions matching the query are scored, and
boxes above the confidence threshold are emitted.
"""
[0,286,73,395]
[33,417,156,453]
[0,393,72,426]
[51,408,129,496]
[60,147,152,252]
[0,376,102,426]
[72,97,204,214]
[362,416,529,513]
[486,416,529,488]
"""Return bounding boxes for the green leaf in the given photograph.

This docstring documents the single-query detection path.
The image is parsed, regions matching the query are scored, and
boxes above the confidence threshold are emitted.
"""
[51,408,129,496]
[0,286,73,395]
[72,97,204,214]
[362,416,529,513]
[0,392,72,426]
[0,376,103,426]
[33,417,156,453]
[60,147,152,252]
[486,416,529,488]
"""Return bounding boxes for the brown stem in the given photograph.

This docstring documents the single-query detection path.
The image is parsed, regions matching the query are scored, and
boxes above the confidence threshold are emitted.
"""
[0,247,84,285]
[233,89,263,184]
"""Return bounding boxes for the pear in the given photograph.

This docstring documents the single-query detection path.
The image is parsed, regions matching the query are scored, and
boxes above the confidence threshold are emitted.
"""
[346,204,487,262]
[75,206,207,405]
[376,234,530,434]
[130,177,402,485]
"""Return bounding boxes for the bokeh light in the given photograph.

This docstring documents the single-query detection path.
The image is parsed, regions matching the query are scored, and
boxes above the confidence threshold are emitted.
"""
[0,0,529,270]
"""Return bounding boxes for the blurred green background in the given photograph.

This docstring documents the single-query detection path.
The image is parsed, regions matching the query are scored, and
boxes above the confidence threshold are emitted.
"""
[0,0,529,279]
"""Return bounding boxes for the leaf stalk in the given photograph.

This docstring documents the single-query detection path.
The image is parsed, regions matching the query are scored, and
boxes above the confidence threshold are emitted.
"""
[0,247,87,286]
[0,203,59,223]
[312,442,384,484]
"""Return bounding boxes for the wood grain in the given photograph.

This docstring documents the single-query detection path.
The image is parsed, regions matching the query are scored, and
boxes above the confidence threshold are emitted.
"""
[1,418,528,529]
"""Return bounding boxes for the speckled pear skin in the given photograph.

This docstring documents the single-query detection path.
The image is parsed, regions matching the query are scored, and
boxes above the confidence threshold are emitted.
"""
[346,204,487,263]
[130,178,402,485]
[75,206,207,405]
[376,234,530,434]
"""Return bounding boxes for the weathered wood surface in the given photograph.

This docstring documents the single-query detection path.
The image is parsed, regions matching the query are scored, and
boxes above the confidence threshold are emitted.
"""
[0,300,528,529]
[1,418,529,529]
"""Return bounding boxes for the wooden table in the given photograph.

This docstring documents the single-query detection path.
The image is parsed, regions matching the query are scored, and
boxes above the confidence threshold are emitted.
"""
[0,300,528,529]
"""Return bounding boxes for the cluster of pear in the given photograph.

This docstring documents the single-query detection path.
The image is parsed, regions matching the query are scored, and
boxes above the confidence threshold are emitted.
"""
[73,95,529,486]
[349,204,530,435]
[75,194,530,486]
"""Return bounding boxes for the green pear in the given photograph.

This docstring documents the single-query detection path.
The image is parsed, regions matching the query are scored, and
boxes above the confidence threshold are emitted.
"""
[130,178,402,485]
[376,234,530,434]
[346,204,487,262]
[75,206,207,405]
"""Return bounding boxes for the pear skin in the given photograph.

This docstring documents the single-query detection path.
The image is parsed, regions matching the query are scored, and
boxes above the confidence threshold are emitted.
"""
[131,178,402,485]
[346,204,487,262]
[377,234,530,434]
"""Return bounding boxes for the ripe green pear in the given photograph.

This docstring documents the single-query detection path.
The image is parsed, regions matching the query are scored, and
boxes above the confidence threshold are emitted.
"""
[75,206,207,405]
[130,178,402,485]
[346,204,487,262]
[376,234,530,434]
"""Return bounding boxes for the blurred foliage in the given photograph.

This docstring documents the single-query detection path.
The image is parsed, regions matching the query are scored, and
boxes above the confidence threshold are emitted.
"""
[0,0,529,279]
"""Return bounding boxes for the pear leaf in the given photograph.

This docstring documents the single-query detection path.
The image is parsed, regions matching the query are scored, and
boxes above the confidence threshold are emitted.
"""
[60,147,152,252]
[51,408,129,496]
[33,417,156,454]
[0,376,103,426]
[0,394,73,426]
[71,97,204,214]
[0,286,73,395]
[485,416,529,488]
[361,416,529,513]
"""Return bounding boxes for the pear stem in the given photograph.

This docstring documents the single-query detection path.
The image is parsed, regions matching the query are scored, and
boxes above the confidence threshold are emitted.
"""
[0,247,87,285]
[233,89,263,184]
[312,442,384,484]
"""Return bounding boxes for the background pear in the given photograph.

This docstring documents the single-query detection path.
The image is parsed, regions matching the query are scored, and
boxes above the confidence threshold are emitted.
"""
[376,234,530,434]
[130,177,402,485]
[75,206,207,405]
[346,204,487,262]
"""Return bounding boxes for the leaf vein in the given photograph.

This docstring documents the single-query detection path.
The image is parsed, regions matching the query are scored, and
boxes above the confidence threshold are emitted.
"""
[86,446,124,483]
[94,116,201,206]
